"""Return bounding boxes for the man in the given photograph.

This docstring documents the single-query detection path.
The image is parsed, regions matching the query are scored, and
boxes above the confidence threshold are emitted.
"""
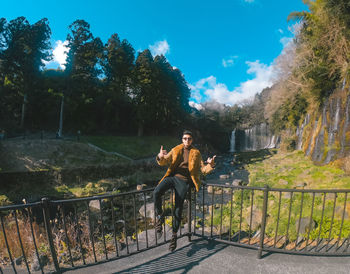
[154,130,216,251]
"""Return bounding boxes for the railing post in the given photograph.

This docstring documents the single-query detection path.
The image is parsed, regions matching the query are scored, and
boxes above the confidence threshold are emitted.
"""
[42,198,61,273]
[187,186,192,242]
[258,185,269,259]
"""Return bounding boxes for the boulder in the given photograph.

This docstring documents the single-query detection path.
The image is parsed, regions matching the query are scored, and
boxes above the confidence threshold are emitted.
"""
[15,256,24,265]
[31,253,48,272]
[219,174,230,180]
[136,183,148,191]
[139,202,155,219]
[232,179,243,187]
[89,199,101,211]
[245,205,262,231]
[295,217,316,234]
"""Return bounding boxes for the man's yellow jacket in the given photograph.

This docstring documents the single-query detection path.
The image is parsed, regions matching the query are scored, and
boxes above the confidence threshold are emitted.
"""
[156,144,214,192]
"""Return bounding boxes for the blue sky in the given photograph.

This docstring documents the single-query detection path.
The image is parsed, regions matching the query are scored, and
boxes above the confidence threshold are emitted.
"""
[2,0,308,107]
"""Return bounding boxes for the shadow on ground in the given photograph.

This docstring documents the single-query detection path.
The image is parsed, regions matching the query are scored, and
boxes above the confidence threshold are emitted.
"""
[115,239,226,274]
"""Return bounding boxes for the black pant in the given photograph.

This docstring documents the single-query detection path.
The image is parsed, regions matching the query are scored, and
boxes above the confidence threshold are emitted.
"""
[153,176,190,233]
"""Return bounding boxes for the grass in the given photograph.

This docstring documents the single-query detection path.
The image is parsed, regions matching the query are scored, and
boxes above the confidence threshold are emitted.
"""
[81,135,180,159]
[246,150,350,189]
[208,149,350,244]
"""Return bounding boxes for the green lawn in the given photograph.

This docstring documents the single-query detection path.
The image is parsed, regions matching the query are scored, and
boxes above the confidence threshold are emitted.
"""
[247,150,350,189]
[81,135,180,159]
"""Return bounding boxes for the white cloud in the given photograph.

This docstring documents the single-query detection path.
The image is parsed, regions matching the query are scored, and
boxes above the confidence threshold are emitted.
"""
[222,56,238,68]
[44,40,69,69]
[190,60,275,106]
[244,0,255,3]
[189,101,203,110]
[149,40,170,57]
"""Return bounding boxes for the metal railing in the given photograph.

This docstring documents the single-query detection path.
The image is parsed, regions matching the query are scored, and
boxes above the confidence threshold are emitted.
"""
[2,182,350,273]
[0,187,192,273]
[195,183,350,259]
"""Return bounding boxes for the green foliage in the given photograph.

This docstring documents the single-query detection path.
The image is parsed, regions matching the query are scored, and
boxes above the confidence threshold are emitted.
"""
[272,93,308,133]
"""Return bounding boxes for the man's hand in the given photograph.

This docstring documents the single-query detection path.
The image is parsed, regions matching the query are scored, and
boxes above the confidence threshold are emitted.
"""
[158,145,168,159]
[207,155,216,167]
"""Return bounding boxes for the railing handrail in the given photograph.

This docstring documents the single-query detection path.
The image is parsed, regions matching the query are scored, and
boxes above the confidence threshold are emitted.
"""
[3,184,350,211]
[2,181,350,274]
[204,182,350,193]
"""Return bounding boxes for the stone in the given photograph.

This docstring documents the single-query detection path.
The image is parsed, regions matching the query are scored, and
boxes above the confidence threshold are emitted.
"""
[89,199,101,211]
[278,179,289,186]
[15,256,24,265]
[139,203,155,219]
[219,174,230,180]
[224,188,232,194]
[30,253,48,271]
[295,182,307,188]
[295,217,316,235]
[137,184,148,191]
[245,205,262,231]
[232,179,243,187]
[136,184,143,191]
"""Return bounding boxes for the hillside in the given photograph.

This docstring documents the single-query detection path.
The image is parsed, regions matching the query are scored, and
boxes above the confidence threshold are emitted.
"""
[0,139,125,173]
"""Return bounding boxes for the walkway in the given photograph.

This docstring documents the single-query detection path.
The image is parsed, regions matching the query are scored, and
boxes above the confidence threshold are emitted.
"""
[63,236,350,274]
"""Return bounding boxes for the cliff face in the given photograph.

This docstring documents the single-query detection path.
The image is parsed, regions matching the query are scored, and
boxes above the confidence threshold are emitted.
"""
[297,88,350,164]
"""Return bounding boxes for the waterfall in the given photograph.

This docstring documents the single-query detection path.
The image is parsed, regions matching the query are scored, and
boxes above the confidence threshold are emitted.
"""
[296,114,310,150]
[237,123,278,151]
[229,130,236,152]
[341,96,350,156]
[333,98,340,132]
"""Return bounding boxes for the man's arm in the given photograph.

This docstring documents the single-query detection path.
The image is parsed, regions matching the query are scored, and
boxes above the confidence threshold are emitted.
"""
[156,145,173,166]
[201,155,216,174]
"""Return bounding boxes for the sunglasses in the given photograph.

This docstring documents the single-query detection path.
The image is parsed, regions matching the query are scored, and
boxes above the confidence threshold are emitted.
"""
[182,137,192,141]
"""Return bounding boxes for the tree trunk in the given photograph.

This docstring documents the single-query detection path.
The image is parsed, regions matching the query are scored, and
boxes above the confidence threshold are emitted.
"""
[137,122,143,137]
[20,94,27,128]
[58,95,64,138]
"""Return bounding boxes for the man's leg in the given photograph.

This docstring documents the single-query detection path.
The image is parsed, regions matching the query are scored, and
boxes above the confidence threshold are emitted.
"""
[153,177,175,232]
[169,177,190,251]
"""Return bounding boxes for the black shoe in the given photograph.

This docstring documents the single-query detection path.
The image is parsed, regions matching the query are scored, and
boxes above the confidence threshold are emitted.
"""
[169,233,177,252]
[155,215,164,234]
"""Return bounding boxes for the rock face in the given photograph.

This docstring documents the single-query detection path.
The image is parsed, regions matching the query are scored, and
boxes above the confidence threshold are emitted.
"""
[297,93,350,164]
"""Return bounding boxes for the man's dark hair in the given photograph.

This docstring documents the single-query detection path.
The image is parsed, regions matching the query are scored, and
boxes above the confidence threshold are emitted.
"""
[182,130,193,137]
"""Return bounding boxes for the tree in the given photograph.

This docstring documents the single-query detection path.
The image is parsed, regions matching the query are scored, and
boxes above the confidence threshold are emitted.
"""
[132,49,155,136]
[65,20,103,133]
[101,34,135,132]
[0,17,51,129]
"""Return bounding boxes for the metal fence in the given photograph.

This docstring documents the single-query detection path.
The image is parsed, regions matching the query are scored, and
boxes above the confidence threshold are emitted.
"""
[0,187,192,273]
[195,183,350,259]
[1,183,350,273]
